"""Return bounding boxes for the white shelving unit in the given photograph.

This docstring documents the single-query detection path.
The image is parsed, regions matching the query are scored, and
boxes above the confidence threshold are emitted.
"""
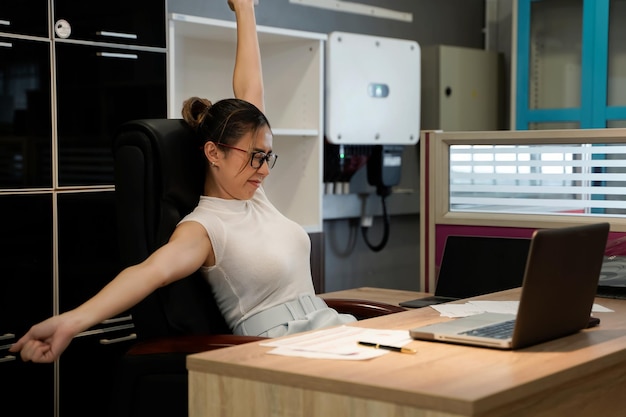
[168,13,326,232]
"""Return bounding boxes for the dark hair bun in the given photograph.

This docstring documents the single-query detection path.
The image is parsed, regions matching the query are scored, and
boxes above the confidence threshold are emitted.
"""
[181,97,213,130]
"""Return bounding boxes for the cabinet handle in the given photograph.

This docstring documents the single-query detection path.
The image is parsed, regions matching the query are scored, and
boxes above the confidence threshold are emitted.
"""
[76,323,134,338]
[96,31,138,40]
[0,20,10,26]
[0,355,16,363]
[0,333,15,341]
[96,52,138,60]
[0,42,12,49]
[99,333,137,345]
[102,315,133,325]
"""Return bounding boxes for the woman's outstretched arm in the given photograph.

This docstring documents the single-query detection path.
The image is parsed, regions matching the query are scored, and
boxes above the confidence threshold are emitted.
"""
[9,221,212,363]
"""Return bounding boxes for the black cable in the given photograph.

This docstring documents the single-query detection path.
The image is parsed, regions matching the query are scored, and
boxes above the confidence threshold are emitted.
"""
[361,193,390,252]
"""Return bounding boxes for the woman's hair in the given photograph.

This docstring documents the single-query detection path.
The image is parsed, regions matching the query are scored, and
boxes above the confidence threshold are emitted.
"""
[181,97,271,148]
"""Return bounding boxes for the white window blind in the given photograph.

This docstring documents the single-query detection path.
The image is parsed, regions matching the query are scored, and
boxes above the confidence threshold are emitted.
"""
[449,143,626,216]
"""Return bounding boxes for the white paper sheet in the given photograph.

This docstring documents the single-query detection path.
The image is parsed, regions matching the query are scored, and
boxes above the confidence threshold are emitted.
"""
[431,301,614,318]
[260,325,414,360]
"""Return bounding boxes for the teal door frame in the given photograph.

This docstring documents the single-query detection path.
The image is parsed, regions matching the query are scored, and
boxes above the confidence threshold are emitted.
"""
[514,0,626,129]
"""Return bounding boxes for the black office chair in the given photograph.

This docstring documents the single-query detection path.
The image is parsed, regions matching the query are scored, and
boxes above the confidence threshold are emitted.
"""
[108,118,405,417]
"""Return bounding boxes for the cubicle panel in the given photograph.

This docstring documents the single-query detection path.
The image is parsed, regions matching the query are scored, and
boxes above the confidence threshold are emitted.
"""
[420,128,626,292]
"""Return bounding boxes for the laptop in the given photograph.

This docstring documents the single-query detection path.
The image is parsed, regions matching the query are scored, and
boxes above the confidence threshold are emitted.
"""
[409,222,610,350]
[399,236,531,308]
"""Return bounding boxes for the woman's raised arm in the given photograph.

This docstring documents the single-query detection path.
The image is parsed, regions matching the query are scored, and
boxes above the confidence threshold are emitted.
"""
[229,0,264,112]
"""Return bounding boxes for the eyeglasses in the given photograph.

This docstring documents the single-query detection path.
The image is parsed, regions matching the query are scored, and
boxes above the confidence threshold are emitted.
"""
[217,143,278,169]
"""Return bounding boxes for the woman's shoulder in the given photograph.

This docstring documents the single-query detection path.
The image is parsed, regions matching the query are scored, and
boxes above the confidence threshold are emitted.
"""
[181,197,223,225]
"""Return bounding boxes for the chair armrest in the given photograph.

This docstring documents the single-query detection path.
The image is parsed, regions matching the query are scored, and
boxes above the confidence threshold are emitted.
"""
[325,298,406,320]
[126,334,267,355]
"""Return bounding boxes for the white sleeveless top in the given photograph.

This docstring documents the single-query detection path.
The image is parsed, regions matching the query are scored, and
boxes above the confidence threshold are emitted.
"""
[179,187,316,331]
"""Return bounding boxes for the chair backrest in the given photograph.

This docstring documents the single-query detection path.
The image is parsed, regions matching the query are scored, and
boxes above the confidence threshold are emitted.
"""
[113,119,230,340]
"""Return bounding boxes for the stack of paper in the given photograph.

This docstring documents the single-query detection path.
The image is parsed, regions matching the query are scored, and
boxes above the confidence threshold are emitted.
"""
[261,325,413,360]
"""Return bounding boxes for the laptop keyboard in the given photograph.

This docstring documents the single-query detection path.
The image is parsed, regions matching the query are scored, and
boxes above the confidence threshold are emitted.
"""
[460,319,516,339]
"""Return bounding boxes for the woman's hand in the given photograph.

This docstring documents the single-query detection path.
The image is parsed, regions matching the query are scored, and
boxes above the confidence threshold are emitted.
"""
[9,314,78,363]
[228,0,257,12]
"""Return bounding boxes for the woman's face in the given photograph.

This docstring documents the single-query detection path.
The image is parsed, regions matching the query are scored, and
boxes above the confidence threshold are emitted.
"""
[210,125,274,200]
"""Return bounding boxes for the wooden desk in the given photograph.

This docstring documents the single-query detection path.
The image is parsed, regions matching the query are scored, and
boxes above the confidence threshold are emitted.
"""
[320,286,426,306]
[187,288,626,417]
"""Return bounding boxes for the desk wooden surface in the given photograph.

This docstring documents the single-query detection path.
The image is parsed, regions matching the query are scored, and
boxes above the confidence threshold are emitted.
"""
[320,286,426,306]
[187,288,626,417]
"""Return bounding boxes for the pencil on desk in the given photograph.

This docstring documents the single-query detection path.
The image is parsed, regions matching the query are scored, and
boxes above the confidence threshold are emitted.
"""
[358,341,417,354]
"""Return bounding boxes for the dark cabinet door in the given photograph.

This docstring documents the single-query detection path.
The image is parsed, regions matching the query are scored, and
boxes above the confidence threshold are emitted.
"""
[0,37,53,189]
[57,191,123,312]
[55,42,166,186]
[0,1,49,38]
[57,191,136,417]
[0,193,54,417]
[60,327,135,417]
[1,359,54,416]
[53,0,165,47]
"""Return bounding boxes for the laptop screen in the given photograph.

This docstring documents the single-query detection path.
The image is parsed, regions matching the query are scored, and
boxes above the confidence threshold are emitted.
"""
[435,236,531,299]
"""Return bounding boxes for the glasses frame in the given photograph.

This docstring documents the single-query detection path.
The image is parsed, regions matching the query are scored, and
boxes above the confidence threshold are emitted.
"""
[217,142,278,169]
